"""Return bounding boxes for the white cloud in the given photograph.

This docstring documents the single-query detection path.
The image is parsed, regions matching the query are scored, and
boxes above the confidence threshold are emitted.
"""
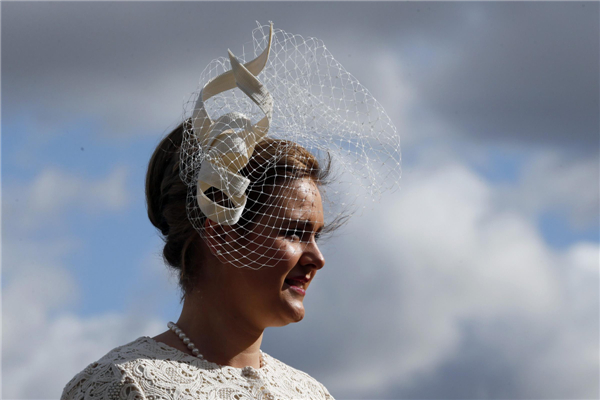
[31,167,130,213]
[366,52,419,146]
[3,128,597,399]
[1,163,156,399]
[1,219,169,399]
[566,242,600,274]
[1,238,163,399]
[267,159,598,398]
[498,150,599,229]
[6,166,131,232]
[3,158,597,399]
[4,309,163,399]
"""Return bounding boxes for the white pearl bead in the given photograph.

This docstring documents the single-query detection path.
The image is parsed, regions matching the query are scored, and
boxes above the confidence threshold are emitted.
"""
[167,322,208,361]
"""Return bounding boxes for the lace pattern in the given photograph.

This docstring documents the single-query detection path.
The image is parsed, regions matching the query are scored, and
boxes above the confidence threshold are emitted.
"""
[61,337,333,400]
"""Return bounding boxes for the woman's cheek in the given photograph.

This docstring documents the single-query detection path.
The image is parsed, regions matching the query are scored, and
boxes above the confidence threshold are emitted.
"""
[269,239,295,259]
[287,241,310,260]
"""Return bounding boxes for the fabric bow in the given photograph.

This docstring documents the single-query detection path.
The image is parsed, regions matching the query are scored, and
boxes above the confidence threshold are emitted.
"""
[192,23,274,225]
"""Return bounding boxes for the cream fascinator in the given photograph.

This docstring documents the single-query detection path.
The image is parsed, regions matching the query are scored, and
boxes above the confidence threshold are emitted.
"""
[179,22,400,268]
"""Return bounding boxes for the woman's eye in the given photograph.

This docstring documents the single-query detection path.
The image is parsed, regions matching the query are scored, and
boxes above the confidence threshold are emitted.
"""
[282,229,302,241]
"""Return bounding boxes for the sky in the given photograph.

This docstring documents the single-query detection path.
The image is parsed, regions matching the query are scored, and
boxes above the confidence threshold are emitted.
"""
[2,2,599,399]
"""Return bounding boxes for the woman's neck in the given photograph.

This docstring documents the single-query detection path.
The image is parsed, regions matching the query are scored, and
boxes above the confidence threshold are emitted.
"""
[159,291,264,369]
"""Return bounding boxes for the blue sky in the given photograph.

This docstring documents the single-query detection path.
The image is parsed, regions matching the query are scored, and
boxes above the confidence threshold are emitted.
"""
[2,2,598,399]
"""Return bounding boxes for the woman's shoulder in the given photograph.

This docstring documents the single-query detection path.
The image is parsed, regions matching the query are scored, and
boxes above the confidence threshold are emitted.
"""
[261,352,334,399]
[60,337,172,400]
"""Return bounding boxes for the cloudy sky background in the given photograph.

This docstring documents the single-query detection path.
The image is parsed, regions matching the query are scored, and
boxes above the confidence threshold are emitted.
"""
[2,2,598,399]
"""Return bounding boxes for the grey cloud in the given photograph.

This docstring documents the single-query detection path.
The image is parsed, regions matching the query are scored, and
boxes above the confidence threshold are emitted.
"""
[409,2,598,152]
[3,2,597,150]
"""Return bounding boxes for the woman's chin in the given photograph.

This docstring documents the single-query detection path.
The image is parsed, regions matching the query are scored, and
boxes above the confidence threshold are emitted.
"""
[277,294,305,325]
[268,307,304,327]
[288,306,305,323]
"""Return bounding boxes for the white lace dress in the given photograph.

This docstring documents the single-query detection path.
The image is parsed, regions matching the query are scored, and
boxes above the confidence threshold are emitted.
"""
[61,337,334,400]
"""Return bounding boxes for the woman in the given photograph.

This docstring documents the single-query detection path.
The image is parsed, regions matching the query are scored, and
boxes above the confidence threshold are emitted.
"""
[62,22,399,400]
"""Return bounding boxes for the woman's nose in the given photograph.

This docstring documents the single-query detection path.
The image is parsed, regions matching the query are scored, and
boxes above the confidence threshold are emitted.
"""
[300,240,325,270]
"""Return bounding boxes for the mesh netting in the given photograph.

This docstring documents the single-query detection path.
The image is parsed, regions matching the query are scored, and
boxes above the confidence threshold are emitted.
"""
[180,22,400,270]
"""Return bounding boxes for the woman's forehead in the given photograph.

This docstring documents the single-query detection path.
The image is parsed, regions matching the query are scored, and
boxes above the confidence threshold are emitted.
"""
[263,179,324,222]
[277,179,321,208]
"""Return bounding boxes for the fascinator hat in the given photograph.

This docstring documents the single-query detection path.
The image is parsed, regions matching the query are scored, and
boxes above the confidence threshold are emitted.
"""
[180,22,400,269]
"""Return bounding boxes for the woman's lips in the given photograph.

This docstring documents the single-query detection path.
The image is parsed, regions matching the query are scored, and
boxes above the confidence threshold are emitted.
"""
[283,280,306,296]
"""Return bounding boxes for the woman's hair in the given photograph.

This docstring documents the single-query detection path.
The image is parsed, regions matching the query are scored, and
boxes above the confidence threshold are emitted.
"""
[146,121,331,295]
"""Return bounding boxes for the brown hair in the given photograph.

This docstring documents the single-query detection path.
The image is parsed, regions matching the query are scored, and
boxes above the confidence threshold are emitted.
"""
[146,121,331,295]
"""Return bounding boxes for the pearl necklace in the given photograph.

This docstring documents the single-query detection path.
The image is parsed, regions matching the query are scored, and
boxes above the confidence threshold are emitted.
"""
[167,322,264,369]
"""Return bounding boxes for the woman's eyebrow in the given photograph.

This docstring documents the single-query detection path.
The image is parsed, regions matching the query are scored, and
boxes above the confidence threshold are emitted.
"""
[285,217,325,233]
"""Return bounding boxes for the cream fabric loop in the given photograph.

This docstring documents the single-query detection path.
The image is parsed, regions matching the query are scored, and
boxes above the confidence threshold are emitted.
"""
[204,113,255,173]
[197,162,250,200]
[196,163,249,225]
[228,50,274,123]
[192,23,274,225]
[201,112,251,147]
[192,23,273,139]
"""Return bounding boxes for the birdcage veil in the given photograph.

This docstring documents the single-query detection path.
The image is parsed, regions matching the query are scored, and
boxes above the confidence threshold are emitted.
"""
[179,22,401,269]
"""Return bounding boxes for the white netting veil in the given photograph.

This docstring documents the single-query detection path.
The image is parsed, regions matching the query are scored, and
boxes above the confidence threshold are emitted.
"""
[180,22,400,270]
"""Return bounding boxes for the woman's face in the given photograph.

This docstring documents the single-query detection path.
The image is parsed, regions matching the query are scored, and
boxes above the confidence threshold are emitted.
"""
[209,177,326,328]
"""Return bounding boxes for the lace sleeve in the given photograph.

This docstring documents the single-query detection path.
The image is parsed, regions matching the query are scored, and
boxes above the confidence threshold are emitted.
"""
[61,361,146,400]
[320,382,335,400]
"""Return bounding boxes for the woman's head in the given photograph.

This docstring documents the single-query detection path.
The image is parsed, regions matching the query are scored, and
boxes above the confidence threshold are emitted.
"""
[146,121,330,304]
[202,176,326,326]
